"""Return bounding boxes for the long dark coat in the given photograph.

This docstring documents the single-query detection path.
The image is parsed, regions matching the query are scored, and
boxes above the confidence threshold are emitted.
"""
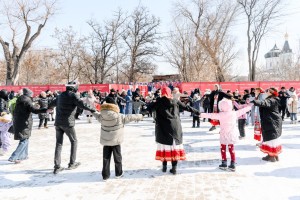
[253,96,282,142]
[152,97,198,145]
[38,97,49,119]
[13,95,47,140]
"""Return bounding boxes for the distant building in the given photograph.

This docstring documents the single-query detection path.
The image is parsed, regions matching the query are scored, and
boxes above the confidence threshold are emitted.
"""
[152,74,181,82]
[264,33,293,71]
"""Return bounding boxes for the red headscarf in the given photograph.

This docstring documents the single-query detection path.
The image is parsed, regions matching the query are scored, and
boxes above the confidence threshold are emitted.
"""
[161,87,173,99]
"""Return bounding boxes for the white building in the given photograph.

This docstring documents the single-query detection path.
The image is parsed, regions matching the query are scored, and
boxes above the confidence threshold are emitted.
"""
[264,33,293,71]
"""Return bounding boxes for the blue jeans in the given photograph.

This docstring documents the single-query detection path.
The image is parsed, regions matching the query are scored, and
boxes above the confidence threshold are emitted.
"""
[9,139,29,161]
[290,113,297,121]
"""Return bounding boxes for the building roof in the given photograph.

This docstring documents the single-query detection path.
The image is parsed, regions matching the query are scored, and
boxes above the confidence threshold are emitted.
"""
[264,44,281,58]
[282,33,292,53]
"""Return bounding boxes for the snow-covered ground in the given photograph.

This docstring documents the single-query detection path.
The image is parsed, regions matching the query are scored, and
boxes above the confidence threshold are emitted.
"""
[1,113,300,200]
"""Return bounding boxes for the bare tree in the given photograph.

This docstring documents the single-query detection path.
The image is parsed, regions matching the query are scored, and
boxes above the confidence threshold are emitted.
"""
[237,0,282,81]
[83,10,126,84]
[178,0,238,82]
[17,49,62,85]
[0,0,57,85]
[0,60,6,85]
[165,20,214,82]
[122,6,160,82]
[53,27,84,82]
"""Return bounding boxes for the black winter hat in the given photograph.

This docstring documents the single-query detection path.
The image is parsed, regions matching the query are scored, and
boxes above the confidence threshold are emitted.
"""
[110,89,116,93]
[23,88,33,97]
[106,97,116,105]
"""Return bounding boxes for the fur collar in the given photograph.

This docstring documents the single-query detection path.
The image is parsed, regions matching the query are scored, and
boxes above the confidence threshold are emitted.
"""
[101,103,120,113]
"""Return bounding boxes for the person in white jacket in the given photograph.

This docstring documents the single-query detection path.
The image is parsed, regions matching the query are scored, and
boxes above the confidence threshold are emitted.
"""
[93,97,143,181]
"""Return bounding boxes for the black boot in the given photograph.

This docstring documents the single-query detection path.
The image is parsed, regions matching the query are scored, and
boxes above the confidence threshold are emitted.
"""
[170,166,177,175]
[262,155,276,162]
[197,123,200,128]
[170,161,177,175]
[228,161,236,172]
[162,161,167,172]
[219,160,227,170]
[209,126,216,131]
[275,156,279,161]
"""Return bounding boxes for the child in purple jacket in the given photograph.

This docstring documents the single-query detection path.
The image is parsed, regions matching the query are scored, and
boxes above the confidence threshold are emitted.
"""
[0,112,13,156]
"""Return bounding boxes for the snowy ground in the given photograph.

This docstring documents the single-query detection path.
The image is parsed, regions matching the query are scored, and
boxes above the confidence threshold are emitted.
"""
[1,112,300,200]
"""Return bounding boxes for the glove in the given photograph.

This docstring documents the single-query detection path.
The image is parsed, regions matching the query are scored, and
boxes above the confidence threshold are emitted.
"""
[90,109,96,113]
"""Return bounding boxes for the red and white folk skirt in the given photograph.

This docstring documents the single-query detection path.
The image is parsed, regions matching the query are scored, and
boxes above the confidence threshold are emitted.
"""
[155,140,186,162]
[260,138,282,156]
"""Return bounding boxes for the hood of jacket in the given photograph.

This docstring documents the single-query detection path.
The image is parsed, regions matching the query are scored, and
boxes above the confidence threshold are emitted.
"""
[127,90,132,96]
[100,103,120,120]
[218,98,233,112]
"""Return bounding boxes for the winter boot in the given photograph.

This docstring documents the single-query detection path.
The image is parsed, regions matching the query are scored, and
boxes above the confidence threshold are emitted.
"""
[275,156,279,161]
[192,124,195,128]
[228,161,236,172]
[209,126,216,131]
[197,123,200,128]
[219,160,227,170]
[162,161,167,172]
[262,155,276,162]
[169,166,177,175]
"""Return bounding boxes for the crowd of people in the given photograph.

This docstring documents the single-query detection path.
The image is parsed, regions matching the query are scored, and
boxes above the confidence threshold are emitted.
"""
[0,82,296,180]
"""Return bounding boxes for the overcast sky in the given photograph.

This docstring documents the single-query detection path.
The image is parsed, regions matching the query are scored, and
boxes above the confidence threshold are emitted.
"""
[24,0,300,76]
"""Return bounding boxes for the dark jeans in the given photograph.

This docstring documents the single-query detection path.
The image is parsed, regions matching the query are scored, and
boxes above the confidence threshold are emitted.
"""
[102,145,123,179]
[279,105,287,119]
[238,119,246,137]
[193,116,200,127]
[38,118,48,127]
[54,126,77,169]
[203,107,210,122]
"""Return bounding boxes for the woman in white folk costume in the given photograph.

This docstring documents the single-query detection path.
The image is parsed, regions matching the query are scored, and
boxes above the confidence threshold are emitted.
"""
[152,87,199,175]
[252,87,282,162]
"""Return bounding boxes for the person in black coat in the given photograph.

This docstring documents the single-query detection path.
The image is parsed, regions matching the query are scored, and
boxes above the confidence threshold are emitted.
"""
[278,87,290,120]
[37,92,49,129]
[49,81,96,174]
[208,84,232,131]
[253,87,282,162]
[202,91,211,122]
[8,88,47,163]
[152,87,199,175]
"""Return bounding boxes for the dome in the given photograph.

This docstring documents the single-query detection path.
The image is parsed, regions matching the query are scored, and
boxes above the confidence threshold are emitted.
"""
[264,44,281,58]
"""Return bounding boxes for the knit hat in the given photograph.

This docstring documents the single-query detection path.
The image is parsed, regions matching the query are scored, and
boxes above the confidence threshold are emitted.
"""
[110,88,116,93]
[23,88,33,97]
[161,87,172,99]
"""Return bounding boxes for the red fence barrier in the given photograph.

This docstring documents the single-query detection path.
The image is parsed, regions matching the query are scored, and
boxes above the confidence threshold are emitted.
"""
[180,81,300,94]
[0,83,148,96]
[1,81,300,97]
